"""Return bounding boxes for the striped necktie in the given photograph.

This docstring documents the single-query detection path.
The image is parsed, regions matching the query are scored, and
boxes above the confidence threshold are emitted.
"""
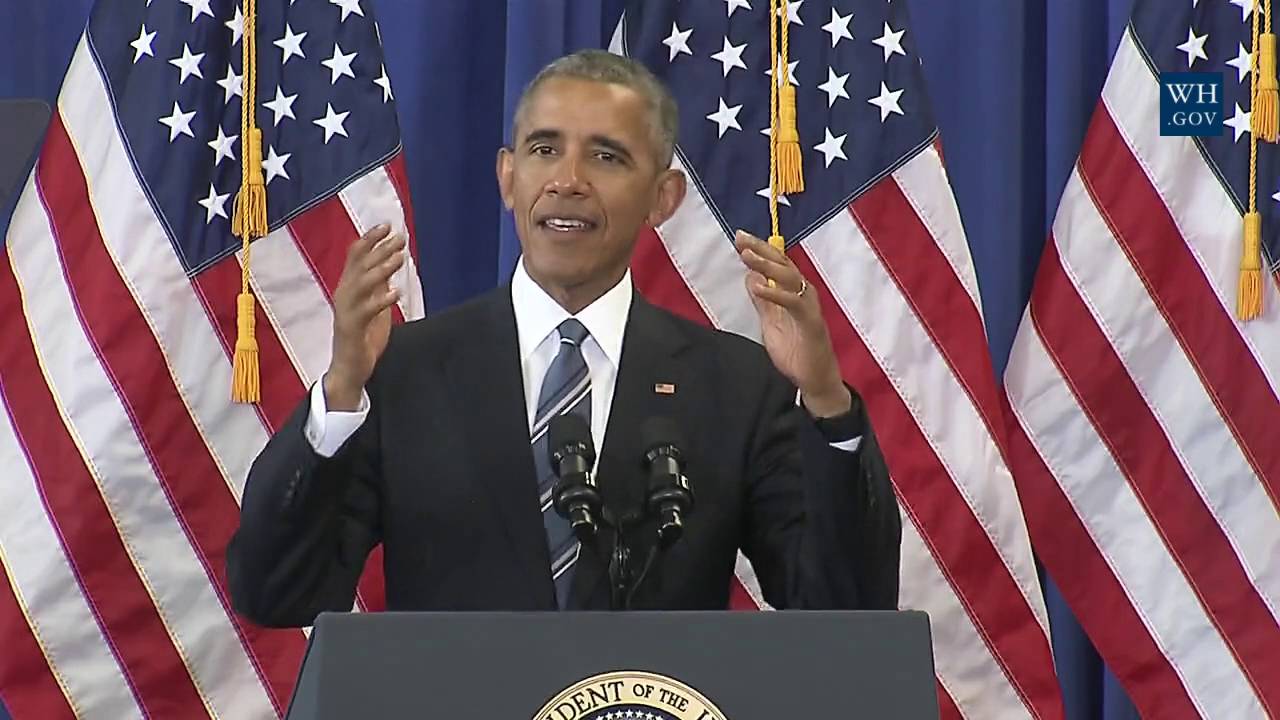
[531,318,591,608]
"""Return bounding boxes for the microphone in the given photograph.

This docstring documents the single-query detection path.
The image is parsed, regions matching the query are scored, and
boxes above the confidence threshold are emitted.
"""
[548,414,601,540]
[640,417,693,549]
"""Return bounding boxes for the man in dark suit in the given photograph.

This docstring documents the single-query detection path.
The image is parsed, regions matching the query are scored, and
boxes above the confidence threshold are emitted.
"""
[227,50,899,627]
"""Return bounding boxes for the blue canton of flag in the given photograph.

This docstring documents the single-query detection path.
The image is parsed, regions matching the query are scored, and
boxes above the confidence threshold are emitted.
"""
[1136,0,1280,270]
[620,0,935,245]
[87,0,402,273]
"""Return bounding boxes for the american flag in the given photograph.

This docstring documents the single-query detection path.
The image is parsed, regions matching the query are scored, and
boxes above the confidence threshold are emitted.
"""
[615,1,1063,717]
[0,0,422,717]
[1004,0,1280,717]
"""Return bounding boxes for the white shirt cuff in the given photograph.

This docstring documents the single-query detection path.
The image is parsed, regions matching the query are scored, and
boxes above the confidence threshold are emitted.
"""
[305,375,371,458]
[828,435,863,453]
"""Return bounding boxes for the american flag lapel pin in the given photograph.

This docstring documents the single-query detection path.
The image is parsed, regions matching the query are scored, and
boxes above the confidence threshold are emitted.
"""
[654,382,676,395]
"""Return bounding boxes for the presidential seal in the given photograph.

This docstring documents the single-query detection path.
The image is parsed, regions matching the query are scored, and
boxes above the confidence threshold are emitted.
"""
[534,670,728,720]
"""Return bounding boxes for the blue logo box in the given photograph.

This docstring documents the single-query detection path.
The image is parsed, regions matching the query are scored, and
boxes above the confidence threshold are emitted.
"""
[1160,72,1224,136]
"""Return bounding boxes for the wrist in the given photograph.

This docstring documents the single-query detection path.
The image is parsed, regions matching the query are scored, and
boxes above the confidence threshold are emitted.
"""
[322,369,364,412]
[800,381,851,419]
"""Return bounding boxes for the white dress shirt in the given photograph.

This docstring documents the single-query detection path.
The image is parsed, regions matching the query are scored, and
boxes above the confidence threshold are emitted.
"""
[305,257,630,458]
[304,256,860,457]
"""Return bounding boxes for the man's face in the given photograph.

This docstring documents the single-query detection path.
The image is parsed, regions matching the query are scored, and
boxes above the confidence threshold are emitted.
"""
[498,77,685,301]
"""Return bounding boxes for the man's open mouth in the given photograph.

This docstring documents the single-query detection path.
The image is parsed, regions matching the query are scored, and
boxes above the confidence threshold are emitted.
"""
[538,216,598,232]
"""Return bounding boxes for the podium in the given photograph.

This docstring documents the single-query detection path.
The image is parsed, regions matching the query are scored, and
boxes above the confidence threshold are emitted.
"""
[286,610,939,719]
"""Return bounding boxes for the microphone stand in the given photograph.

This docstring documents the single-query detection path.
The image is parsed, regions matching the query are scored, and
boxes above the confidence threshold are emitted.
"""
[606,511,640,610]
[624,544,661,610]
[593,471,694,609]
[609,521,629,610]
[606,511,669,610]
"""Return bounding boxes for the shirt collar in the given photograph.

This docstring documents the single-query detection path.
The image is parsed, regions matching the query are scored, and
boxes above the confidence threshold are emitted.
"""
[511,256,632,368]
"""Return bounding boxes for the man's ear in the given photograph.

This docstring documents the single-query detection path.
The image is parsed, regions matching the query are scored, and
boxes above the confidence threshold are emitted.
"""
[496,146,515,210]
[645,168,687,228]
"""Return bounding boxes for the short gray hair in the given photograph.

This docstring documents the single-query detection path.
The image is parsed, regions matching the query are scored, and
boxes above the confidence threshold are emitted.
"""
[513,49,679,168]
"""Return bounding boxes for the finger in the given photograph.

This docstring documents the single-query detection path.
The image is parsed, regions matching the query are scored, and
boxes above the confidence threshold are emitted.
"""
[747,274,807,311]
[347,223,393,265]
[344,237,404,286]
[739,245,792,279]
[337,245,404,305]
[734,230,790,265]
[355,232,406,274]
[357,286,402,320]
[349,248,405,296]
[735,232,797,291]
[740,249,808,299]
[347,228,401,277]
[348,276,402,321]
[742,270,769,308]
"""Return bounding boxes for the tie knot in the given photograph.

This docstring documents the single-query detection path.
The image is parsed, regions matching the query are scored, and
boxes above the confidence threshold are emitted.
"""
[557,318,589,347]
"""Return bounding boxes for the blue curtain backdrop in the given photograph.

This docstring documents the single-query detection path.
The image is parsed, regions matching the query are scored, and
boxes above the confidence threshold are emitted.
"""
[0,1,1137,717]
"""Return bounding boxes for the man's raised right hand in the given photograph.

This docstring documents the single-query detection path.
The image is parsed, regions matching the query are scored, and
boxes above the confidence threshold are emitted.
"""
[323,223,405,412]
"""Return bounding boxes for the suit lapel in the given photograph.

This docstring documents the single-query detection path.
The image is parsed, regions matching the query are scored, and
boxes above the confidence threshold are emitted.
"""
[568,294,694,608]
[444,288,556,608]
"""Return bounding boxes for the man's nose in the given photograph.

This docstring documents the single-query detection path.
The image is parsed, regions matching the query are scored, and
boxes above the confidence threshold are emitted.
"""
[546,156,588,196]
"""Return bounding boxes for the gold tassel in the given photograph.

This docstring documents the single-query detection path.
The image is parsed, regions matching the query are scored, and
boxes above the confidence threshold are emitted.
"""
[1241,1,1267,321]
[1256,34,1279,142]
[776,85,804,193]
[774,2,803,194]
[231,128,267,240]
[1239,212,1264,320]
[232,292,261,402]
[231,0,264,402]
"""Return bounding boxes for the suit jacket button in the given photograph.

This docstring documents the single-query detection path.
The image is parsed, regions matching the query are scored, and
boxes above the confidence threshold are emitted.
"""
[283,470,302,507]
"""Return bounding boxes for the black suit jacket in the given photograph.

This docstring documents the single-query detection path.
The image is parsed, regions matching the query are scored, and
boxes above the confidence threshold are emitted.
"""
[227,286,900,627]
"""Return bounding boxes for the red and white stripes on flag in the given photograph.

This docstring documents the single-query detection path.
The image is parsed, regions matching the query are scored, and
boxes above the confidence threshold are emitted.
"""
[0,37,422,719]
[1004,28,1280,720]
[608,30,1065,720]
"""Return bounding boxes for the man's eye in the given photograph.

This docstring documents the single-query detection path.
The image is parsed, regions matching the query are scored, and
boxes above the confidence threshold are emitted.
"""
[532,145,555,156]
[596,151,618,163]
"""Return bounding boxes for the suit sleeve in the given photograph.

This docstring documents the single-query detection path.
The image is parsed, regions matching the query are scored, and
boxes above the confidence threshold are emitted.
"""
[225,375,384,628]
[739,372,901,611]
